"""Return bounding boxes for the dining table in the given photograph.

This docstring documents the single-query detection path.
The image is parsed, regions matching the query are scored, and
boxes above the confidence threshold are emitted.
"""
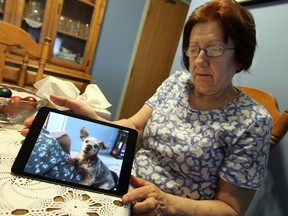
[0,82,130,216]
[0,121,131,216]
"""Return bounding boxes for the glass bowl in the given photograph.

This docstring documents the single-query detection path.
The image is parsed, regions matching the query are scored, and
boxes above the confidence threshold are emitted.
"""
[0,84,47,124]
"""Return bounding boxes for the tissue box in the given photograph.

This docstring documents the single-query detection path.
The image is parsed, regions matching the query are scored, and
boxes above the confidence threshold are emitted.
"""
[33,76,112,119]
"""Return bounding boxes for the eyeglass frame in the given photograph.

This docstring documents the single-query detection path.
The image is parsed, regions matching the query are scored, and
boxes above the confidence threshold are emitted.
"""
[185,45,235,57]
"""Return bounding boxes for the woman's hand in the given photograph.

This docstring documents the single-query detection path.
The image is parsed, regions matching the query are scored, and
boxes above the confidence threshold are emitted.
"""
[122,176,250,216]
[122,176,171,215]
[21,95,98,137]
[49,95,98,119]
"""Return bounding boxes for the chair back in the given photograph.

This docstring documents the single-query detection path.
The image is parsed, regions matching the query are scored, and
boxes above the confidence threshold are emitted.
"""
[237,86,288,150]
[0,21,51,87]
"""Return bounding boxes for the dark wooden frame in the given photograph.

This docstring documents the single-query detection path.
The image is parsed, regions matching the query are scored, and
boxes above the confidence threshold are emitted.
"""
[237,0,283,6]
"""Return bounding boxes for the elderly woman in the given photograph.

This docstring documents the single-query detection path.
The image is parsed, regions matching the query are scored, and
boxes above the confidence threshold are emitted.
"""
[22,0,272,215]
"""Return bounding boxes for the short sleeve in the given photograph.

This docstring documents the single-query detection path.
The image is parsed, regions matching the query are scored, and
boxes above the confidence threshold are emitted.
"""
[219,113,272,190]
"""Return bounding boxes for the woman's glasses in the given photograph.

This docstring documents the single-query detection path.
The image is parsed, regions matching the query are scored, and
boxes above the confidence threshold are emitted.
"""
[185,45,235,57]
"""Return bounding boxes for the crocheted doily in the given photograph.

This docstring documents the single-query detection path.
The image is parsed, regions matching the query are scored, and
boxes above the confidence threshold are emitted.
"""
[0,126,130,216]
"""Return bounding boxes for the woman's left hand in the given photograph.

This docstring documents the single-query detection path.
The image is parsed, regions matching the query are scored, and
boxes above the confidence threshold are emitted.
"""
[122,175,170,215]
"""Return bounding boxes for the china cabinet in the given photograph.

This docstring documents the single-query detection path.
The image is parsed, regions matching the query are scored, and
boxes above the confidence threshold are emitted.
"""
[0,0,106,91]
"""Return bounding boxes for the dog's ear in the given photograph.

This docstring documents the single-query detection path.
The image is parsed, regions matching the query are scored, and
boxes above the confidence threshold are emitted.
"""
[99,142,109,150]
[80,127,89,141]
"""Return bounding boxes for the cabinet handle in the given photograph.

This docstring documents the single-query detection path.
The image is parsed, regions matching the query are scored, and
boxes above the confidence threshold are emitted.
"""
[57,3,62,14]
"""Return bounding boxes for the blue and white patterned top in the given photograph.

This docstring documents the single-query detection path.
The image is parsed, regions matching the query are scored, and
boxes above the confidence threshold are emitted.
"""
[133,71,272,200]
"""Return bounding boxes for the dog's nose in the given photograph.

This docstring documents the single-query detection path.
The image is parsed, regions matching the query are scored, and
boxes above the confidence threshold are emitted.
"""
[85,145,92,152]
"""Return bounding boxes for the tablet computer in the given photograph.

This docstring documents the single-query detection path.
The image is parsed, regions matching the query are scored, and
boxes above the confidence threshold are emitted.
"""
[12,107,138,196]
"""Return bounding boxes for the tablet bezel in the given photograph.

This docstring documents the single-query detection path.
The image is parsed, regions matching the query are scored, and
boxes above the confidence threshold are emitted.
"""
[11,107,138,196]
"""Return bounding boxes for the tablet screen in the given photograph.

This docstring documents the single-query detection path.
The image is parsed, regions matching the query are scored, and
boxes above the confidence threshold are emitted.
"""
[12,107,137,196]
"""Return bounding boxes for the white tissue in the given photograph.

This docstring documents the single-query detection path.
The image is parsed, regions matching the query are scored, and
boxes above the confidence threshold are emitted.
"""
[77,84,112,109]
[33,76,112,111]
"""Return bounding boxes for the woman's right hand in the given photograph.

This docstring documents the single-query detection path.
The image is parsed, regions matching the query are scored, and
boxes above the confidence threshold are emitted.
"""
[49,95,98,119]
[21,95,99,137]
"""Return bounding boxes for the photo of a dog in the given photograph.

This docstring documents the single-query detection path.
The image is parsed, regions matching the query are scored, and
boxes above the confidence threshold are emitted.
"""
[66,127,118,190]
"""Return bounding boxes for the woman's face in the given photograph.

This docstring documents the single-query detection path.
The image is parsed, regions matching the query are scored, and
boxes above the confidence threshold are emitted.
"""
[188,21,237,96]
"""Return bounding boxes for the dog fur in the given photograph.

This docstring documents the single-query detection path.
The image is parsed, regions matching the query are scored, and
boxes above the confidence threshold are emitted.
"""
[67,127,118,190]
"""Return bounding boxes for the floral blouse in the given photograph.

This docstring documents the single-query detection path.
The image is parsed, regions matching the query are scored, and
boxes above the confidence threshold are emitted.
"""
[133,71,272,200]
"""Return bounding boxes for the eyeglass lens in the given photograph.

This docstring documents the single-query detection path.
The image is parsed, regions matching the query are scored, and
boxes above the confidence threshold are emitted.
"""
[186,45,234,57]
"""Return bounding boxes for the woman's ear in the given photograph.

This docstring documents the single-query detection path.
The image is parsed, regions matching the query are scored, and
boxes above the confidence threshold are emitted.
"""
[234,63,242,73]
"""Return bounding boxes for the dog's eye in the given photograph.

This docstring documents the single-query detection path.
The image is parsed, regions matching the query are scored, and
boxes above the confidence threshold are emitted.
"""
[85,140,89,143]
[94,144,98,148]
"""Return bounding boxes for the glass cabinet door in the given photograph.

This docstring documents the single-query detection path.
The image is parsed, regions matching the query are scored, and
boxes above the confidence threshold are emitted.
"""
[0,0,106,90]
[53,0,94,65]
[0,0,49,43]
[21,0,47,43]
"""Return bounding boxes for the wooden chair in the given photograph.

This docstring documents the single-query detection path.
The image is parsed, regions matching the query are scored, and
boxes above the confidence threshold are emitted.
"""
[0,21,51,87]
[237,86,288,151]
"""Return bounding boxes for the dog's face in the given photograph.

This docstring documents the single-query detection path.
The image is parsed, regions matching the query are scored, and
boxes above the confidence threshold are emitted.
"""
[79,127,109,157]
[81,137,109,157]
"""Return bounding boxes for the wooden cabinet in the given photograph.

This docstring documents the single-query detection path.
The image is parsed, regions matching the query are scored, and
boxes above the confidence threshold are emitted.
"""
[0,0,106,92]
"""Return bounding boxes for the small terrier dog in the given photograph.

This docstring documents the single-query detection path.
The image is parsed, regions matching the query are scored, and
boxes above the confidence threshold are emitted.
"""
[67,127,118,190]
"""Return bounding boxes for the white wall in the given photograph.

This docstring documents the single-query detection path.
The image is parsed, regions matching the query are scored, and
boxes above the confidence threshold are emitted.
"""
[171,0,288,215]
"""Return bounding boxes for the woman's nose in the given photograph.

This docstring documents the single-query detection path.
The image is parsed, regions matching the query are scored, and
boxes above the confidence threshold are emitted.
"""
[194,50,209,67]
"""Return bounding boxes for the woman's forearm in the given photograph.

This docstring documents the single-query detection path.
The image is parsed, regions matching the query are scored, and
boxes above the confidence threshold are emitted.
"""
[165,194,239,216]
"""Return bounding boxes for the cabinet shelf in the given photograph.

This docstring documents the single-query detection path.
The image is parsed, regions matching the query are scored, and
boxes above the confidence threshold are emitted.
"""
[57,29,87,41]
[79,0,95,7]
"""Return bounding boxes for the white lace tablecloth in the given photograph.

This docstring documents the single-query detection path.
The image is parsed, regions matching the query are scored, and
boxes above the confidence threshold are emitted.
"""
[0,124,130,216]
